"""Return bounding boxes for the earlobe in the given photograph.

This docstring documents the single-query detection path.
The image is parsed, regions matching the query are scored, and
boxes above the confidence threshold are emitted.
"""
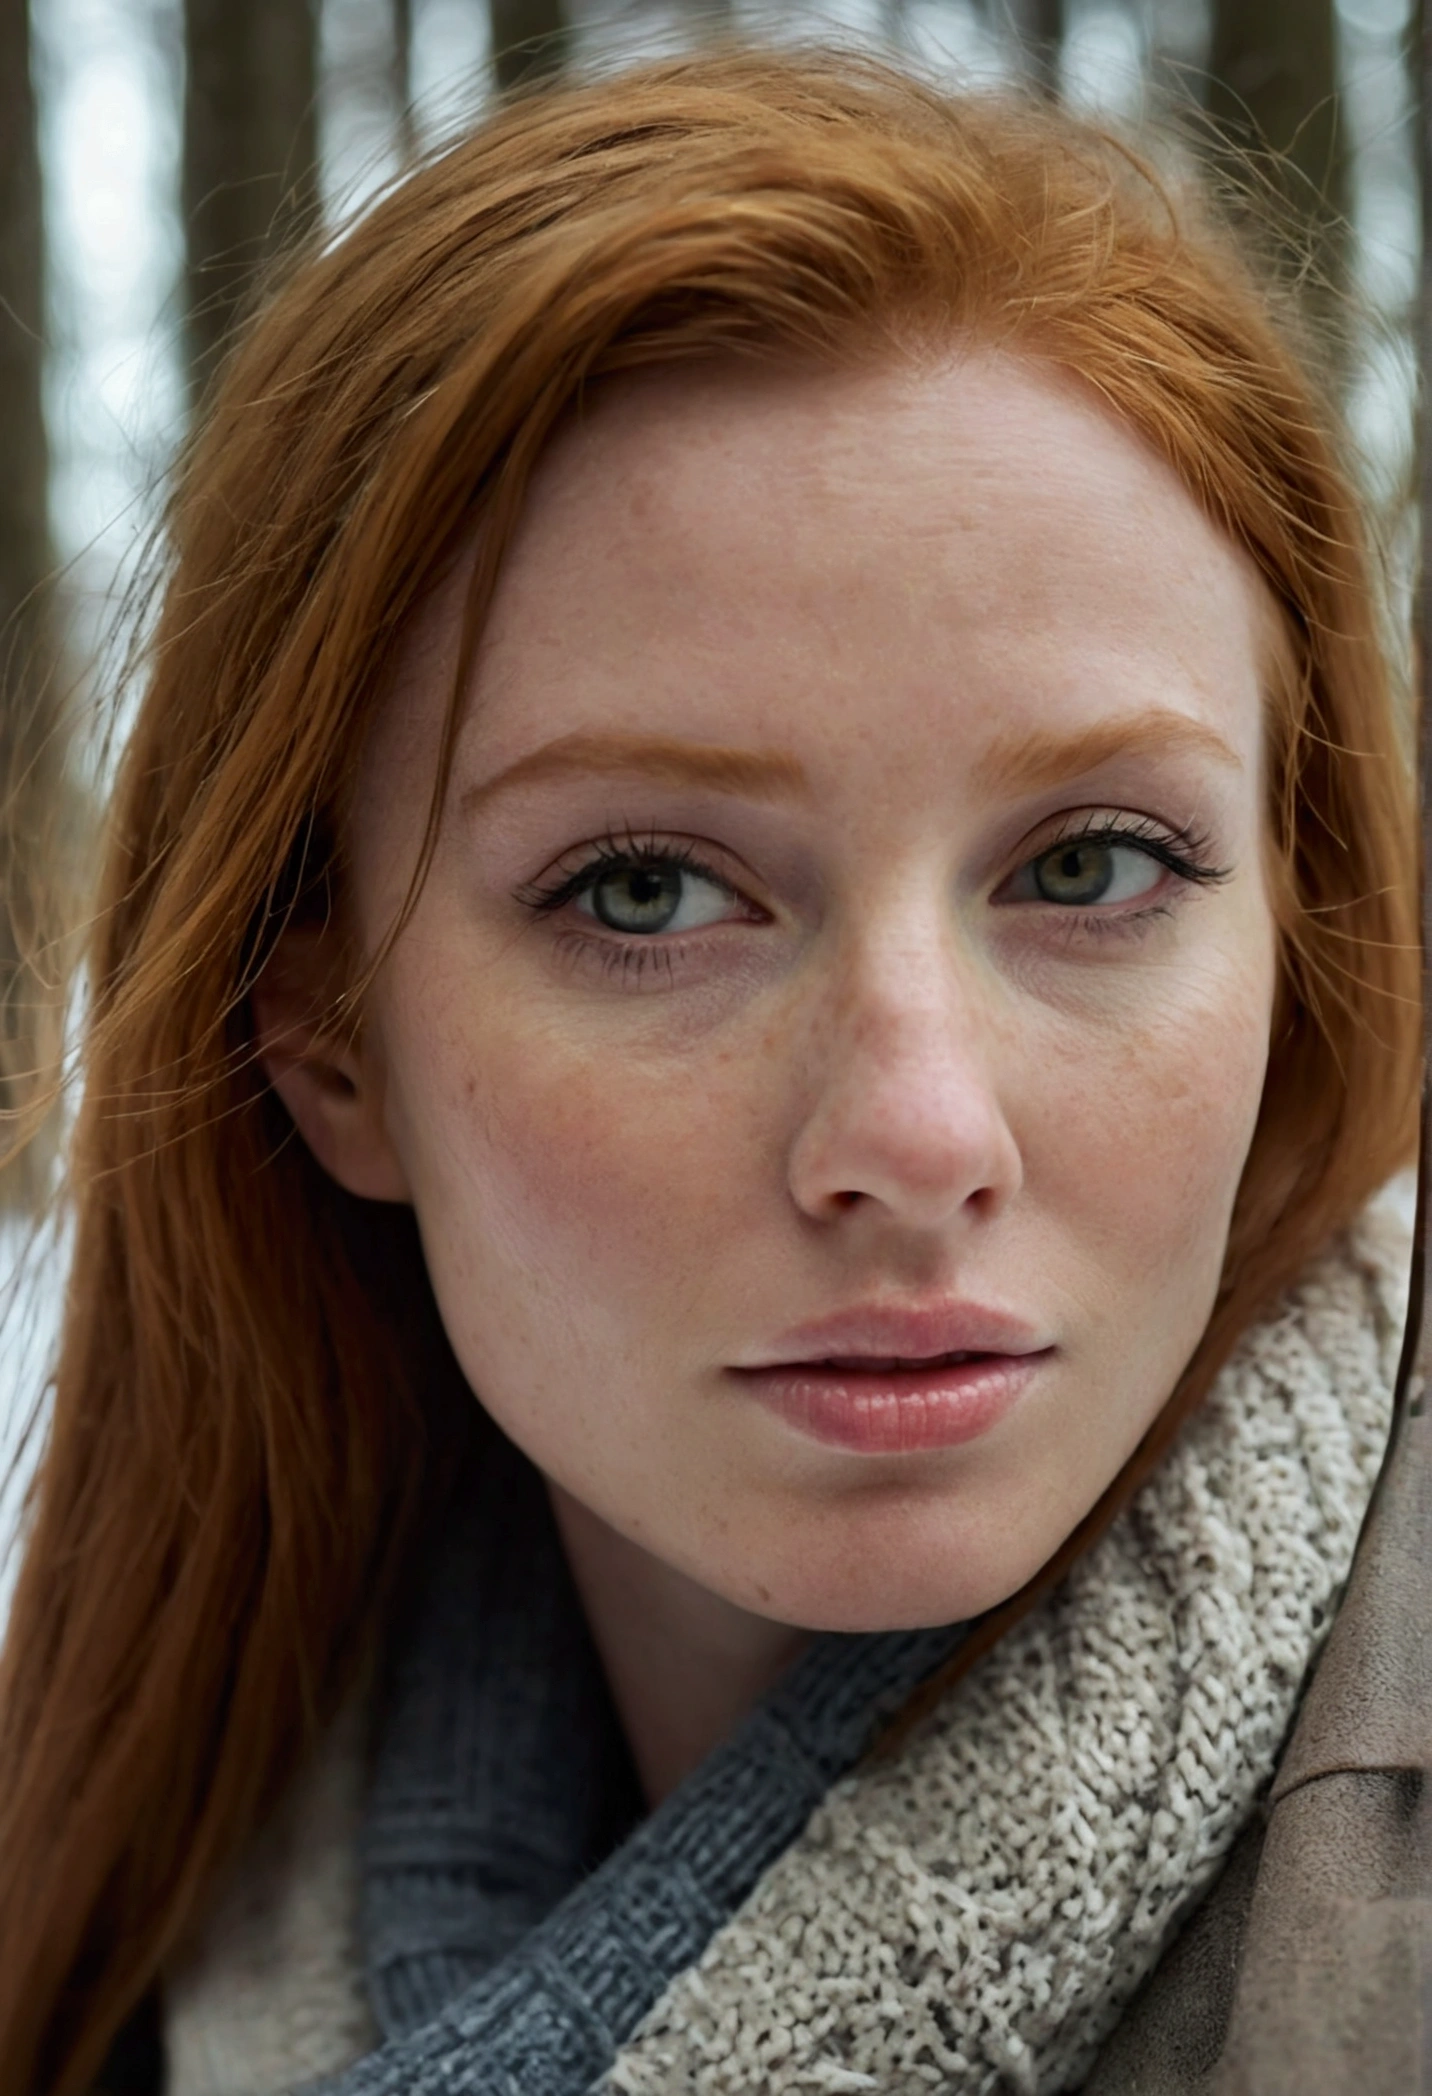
[250,928,413,1204]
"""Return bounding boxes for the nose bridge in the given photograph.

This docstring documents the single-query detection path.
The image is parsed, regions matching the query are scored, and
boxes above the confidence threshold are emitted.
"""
[787,907,1021,1227]
[837,918,1000,1129]
[837,914,976,1061]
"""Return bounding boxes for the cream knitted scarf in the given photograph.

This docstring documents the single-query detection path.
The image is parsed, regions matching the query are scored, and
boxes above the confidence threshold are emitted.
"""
[600,1206,1408,2096]
[167,1203,1409,2096]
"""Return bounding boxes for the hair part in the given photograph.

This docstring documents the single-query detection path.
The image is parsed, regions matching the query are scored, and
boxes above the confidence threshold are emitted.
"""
[0,47,1417,2091]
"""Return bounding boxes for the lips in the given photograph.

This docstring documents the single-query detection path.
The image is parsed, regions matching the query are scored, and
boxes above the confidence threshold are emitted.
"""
[741,1300,1044,1372]
[730,1303,1050,1454]
[813,1350,981,1373]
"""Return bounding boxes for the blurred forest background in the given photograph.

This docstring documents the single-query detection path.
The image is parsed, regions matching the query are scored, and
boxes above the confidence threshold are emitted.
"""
[0,0,1422,1575]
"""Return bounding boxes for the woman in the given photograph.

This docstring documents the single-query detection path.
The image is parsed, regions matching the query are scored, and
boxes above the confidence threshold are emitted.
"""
[0,46,1423,2096]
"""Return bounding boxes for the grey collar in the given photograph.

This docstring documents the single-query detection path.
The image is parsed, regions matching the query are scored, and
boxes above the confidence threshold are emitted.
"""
[349,1417,970,2092]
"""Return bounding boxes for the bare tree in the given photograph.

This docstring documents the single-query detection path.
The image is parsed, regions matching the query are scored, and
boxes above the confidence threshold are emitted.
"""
[1206,0,1348,327]
[182,0,319,407]
[1005,0,1064,96]
[0,0,71,1210]
[393,0,416,161]
[489,0,570,95]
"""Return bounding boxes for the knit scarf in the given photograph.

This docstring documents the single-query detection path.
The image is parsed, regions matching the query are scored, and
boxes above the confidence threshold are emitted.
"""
[166,1204,1408,2096]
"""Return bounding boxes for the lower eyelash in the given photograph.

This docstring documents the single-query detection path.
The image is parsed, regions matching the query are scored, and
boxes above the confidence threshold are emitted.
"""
[550,932,680,985]
[1045,898,1180,946]
[523,821,1222,975]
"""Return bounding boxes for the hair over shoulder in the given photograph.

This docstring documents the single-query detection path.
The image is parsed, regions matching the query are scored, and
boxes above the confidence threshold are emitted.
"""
[0,46,1416,2094]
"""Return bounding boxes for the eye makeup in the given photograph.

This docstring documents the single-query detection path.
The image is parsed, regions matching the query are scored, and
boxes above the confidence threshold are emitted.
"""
[509,805,1233,982]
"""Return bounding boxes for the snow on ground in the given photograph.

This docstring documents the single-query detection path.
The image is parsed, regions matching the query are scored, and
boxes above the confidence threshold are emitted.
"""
[0,1216,65,1626]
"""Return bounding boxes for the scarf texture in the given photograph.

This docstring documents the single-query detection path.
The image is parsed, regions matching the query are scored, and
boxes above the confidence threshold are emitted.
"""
[165,1204,1408,2096]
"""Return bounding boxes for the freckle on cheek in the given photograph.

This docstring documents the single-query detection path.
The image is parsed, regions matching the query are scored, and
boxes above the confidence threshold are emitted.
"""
[473,1067,680,1279]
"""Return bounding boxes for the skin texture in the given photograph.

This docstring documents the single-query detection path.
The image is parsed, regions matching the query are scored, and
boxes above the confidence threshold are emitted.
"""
[257,353,1279,1801]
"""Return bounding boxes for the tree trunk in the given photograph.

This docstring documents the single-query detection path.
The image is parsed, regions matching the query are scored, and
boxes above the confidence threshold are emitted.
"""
[0,0,70,1211]
[489,0,569,96]
[393,0,415,161]
[1007,0,1063,96]
[182,0,319,408]
[1419,0,1431,926]
[1206,0,1348,348]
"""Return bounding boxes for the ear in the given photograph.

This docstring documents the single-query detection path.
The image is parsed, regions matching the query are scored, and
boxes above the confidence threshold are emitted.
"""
[250,924,412,1203]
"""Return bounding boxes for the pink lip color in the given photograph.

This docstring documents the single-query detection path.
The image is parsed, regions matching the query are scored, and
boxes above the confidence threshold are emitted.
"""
[734,1352,1046,1454]
[731,1299,1052,1454]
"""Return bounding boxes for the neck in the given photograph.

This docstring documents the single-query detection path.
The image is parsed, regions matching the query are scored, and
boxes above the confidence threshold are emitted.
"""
[548,1483,811,1808]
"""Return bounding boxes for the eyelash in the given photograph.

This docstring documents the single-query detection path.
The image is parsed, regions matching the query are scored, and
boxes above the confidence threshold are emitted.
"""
[1035,813,1224,888]
[1018,815,1232,950]
[514,816,1230,948]
[514,830,736,919]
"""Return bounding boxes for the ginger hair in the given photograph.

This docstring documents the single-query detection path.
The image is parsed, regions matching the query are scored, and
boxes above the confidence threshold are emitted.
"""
[0,49,1416,2092]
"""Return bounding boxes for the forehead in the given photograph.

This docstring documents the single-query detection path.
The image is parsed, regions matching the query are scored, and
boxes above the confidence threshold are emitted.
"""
[370,350,1269,813]
[499,349,1256,609]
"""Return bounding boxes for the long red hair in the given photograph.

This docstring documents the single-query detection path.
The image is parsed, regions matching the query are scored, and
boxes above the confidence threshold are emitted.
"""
[0,49,1417,2094]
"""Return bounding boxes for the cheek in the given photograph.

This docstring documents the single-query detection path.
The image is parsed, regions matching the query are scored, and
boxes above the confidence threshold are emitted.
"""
[379,956,762,1363]
[1020,929,1277,1310]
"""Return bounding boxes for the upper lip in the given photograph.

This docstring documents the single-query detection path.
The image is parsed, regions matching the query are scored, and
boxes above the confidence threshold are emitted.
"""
[738,1301,1047,1370]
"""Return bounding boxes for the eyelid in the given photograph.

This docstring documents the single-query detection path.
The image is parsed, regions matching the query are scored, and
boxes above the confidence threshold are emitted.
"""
[571,858,741,930]
[1023,806,1196,852]
[515,831,758,922]
[515,811,1228,934]
[1000,810,1229,894]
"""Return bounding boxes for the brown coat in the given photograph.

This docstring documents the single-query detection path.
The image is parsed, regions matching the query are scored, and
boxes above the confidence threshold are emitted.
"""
[1085,1341,1431,2093]
[110,1241,1431,2095]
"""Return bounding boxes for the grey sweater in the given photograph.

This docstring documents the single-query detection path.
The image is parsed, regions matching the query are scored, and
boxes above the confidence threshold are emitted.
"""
[346,1420,970,2083]
[165,1203,1414,2096]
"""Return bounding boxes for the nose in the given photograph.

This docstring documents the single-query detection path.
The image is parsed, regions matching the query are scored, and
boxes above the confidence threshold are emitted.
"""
[785,931,1022,1233]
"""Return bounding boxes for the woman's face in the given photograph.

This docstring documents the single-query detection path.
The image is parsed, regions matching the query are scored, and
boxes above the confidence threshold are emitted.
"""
[344,353,1279,1631]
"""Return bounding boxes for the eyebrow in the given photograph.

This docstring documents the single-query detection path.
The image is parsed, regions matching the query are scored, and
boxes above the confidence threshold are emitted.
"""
[461,710,1240,818]
[970,711,1243,797]
[460,731,810,813]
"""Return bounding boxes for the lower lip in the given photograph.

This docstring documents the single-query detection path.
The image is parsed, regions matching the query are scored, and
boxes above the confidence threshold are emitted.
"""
[733,1352,1050,1454]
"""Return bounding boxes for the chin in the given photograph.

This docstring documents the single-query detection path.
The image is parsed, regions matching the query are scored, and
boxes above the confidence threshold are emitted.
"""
[762,1573,1020,1636]
[717,1497,1057,1634]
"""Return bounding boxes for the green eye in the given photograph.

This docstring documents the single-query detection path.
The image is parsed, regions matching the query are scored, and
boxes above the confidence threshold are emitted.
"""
[1034,842,1115,904]
[589,863,684,932]
[582,860,735,935]
[1029,840,1162,907]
